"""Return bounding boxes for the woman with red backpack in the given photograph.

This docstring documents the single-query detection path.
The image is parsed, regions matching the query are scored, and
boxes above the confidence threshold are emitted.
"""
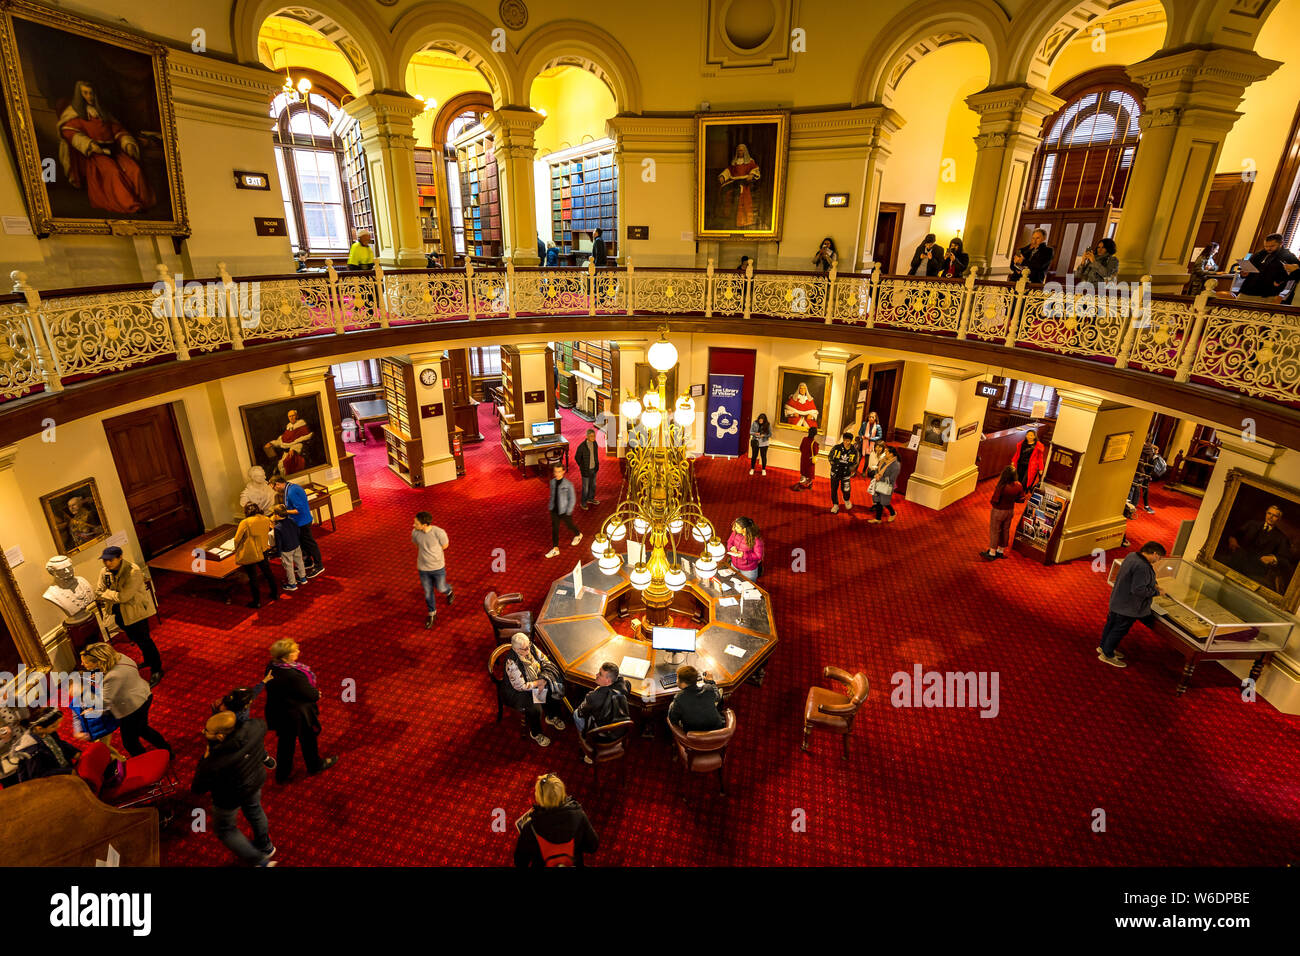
[514,773,598,867]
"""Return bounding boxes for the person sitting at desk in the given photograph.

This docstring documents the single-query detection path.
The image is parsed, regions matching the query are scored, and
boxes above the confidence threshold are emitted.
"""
[573,662,631,754]
[504,633,567,748]
[668,665,725,732]
[12,709,82,782]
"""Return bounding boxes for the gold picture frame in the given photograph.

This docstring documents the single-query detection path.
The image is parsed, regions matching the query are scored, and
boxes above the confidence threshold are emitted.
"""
[920,411,951,450]
[695,110,790,241]
[0,0,189,236]
[1197,468,1300,612]
[39,477,110,558]
[774,367,830,435]
[1099,431,1132,463]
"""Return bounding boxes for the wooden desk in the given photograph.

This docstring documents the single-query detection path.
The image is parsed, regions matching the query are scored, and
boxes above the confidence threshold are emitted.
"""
[348,399,388,443]
[511,437,570,474]
[1148,613,1277,695]
[978,422,1043,480]
[146,524,244,604]
[303,483,337,533]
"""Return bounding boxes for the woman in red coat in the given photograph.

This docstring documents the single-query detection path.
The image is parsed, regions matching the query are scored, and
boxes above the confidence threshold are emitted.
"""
[1011,429,1047,490]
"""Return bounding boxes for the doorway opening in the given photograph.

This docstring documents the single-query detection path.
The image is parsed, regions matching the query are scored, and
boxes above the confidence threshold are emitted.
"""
[875,203,905,273]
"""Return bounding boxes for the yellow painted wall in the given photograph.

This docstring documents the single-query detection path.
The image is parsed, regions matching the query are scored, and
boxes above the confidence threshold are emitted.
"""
[880,42,990,266]
[260,16,360,96]
[1046,14,1166,92]
[1218,0,1300,262]
[531,68,617,158]
[406,52,492,148]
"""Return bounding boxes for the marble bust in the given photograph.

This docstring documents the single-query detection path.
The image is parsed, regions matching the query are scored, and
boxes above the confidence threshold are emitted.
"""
[42,555,96,624]
[239,465,275,515]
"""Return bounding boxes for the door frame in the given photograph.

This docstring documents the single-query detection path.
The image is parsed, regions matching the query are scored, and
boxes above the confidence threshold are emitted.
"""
[866,360,904,441]
[875,202,906,274]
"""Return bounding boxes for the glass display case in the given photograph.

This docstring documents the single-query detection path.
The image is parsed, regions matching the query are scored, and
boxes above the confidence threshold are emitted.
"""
[1108,556,1296,653]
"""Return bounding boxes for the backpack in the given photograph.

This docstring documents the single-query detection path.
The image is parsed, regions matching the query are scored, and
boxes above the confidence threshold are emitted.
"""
[533,832,575,867]
[1150,454,1167,478]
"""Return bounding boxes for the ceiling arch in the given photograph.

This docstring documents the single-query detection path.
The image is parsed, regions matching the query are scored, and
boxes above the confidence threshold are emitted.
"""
[515,20,642,114]
[390,2,516,109]
[231,0,392,92]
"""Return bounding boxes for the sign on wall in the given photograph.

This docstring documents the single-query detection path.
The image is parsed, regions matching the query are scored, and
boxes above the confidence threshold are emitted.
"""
[704,374,744,456]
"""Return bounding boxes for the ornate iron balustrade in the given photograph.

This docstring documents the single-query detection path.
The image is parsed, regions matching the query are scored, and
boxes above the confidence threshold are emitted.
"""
[2,263,1297,414]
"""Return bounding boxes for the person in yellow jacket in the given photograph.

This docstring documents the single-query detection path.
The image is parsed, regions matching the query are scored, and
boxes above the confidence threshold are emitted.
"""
[234,503,280,609]
[346,230,374,270]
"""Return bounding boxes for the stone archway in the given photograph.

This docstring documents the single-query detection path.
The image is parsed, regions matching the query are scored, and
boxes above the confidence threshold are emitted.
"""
[232,0,393,92]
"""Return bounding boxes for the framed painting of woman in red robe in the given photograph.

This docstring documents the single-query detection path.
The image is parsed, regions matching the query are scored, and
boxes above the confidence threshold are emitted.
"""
[696,111,789,241]
[0,0,188,236]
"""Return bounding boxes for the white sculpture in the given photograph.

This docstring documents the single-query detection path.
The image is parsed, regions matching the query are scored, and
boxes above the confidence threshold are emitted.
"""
[239,465,274,516]
[42,555,96,624]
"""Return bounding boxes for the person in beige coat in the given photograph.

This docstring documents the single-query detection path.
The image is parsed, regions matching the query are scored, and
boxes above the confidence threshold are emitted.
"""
[80,642,171,756]
[94,545,163,686]
[234,503,280,609]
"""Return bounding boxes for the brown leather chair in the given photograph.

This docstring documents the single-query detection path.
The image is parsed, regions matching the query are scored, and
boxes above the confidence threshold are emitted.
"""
[669,708,737,796]
[489,643,527,735]
[484,591,532,643]
[802,667,869,758]
[563,698,633,785]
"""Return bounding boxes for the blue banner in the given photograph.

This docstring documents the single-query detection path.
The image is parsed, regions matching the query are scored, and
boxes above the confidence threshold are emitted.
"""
[704,374,745,456]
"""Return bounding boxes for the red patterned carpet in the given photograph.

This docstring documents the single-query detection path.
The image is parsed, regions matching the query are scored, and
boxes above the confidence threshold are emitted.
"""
[133,402,1300,866]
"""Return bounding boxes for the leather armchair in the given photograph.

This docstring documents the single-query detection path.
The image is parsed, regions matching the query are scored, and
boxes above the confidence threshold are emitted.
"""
[802,667,869,758]
[563,698,633,786]
[489,643,527,735]
[484,591,532,643]
[669,708,737,796]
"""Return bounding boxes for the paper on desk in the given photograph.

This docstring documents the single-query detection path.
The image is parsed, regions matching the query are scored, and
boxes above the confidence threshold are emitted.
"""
[620,656,651,680]
[531,686,547,703]
[724,644,747,658]
[718,597,739,607]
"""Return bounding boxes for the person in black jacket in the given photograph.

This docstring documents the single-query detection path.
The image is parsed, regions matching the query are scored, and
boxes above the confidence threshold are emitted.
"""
[668,665,725,732]
[1010,229,1053,283]
[573,662,631,753]
[829,431,861,514]
[574,428,602,510]
[908,234,943,276]
[515,773,598,866]
[13,709,81,782]
[264,638,339,783]
[1237,233,1300,299]
[591,229,608,267]
[940,237,969,278]
[193,711,277,866]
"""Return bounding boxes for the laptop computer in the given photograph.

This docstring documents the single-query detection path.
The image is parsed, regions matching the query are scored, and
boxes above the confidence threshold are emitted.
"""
[530,421,562,445]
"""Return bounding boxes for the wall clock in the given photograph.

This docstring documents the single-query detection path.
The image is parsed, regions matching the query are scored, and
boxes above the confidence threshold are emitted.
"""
[419,368,438,387]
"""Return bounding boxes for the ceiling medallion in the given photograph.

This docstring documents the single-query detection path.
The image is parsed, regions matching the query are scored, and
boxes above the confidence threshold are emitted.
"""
[500,0,528,30]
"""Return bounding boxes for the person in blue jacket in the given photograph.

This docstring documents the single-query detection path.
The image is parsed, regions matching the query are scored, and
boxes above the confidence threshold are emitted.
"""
[270,475,324,578]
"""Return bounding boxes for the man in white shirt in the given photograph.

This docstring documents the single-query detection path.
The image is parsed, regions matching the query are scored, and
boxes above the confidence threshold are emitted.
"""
[412,511,453,628]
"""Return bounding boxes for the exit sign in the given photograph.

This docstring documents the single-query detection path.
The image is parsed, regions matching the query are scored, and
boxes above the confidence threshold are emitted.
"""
[824,193,849,207]
[234,170,270,190]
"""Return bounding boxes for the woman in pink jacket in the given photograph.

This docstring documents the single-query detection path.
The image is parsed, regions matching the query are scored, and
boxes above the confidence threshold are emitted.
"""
[726,517,765,582]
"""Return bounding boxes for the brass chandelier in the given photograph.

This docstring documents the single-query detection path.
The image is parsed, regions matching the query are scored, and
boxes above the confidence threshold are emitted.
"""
[589,327,725,625]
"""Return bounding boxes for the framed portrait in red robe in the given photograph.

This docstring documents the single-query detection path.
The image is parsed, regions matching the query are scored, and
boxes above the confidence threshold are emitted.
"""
[0,0,188,236]
[774,367,830,437]
[239,394,330,482]
[695,110,789,240]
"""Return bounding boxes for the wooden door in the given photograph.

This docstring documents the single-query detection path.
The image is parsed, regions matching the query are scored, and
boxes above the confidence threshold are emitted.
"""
[103,404,203,559]
[1193,172,1253,260]
[874,203,905,273]
[867,361,903,440]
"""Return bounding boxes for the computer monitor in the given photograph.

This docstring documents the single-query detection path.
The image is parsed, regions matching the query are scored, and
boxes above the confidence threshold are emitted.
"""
[531,421,557,438]
[651,626,697,653]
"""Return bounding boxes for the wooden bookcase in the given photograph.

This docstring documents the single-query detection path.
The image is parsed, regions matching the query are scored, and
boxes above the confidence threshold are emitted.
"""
[455,128,501,259]
[549,145,618,259]
[380,356,424,487]
[414,146,441,261]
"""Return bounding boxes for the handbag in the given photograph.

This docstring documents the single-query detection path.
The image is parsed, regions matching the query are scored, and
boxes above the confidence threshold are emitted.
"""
[540,661,565,699]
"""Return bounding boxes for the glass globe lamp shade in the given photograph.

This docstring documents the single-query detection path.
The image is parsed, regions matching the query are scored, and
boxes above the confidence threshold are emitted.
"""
[591,532,610,558]
[692,520,712,543]
[667,517,684,535]
[629,563,652,590]
[598,549,622,575]
[695,555,717,580]
[707,536,726,560]
[664,567,687,591]
[620,396,642,420]
[641,408,662,430]
[296,77,312,94]
[632,516,650,535]
[647,338,678,372]
[606,520,627,542]
[674,396,696,428]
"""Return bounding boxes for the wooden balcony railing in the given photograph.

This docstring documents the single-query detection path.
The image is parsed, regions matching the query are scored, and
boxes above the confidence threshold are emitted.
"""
[1,260,1297,412]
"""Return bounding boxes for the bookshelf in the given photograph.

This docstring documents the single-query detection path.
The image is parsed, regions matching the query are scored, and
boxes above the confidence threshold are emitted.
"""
[548,145,618,259]
[1013,484,1071,564]
[414,146,441,260]
[455,128,501,259]
[379,356,424,487]
[554,340,615,421]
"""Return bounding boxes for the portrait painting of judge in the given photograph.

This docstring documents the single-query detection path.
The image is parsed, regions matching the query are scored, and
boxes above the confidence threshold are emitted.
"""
[1202,470,1300,611]
[0,1,186,234]
[776,368,829,434]
[39,478,109,557]
[240,396,329,480]
[696,111,788,240]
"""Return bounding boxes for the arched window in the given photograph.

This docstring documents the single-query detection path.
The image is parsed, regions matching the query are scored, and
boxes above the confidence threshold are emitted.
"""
[1030,86,1142,211]
[1016,71,1145,279]
[271,91,369,256]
